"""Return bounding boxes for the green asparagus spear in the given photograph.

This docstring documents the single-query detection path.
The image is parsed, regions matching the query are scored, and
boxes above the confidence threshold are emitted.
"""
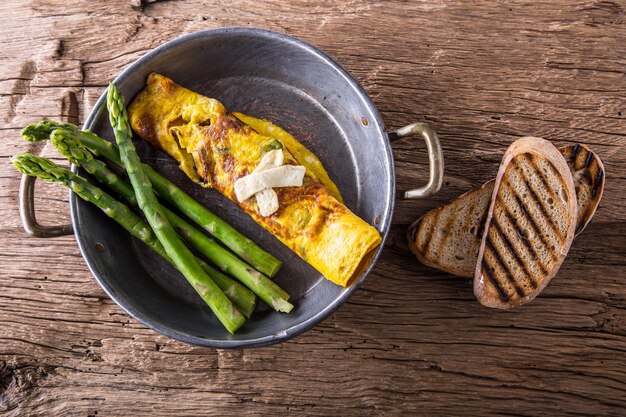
[12,154,254,321]
[169,214,293,312]
[51,128,292,313]
[22,120,282,277]
[12,154,164,254]
[51,129,258,317]
[106,84,245,334]
[15,153,255,317]
[195,259,256,318]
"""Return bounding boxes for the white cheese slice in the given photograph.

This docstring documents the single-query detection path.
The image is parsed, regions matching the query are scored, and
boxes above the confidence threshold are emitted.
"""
[255,188,279,216]
[252,150,282,216]
[234,165,306,202]
[254,149,284,173]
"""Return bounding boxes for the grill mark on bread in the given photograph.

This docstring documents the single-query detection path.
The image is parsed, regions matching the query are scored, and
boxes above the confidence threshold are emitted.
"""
[460,189,488,266]
[574,146,588,171]
[462,187,491,236]
[545,159,562,185]
[423,206,454,260]
[516,167,563,243]
[584,150,594,168]
[491,215,538,289]
[577,151,603,235]
[592,160,604,198]
[481,258,509,302]
[523,181,560,239]
[522,155,569,240]
[458,199,476,238]
[419,211,438,253]
[505,180,558,263]
[484,238,525,298]
[476,207,489,239]
[524,154,563,208]
[510,159,565,243]
[576,180,583,198]
[409,183,495,277]
[500,204,549,276]
[437,207,462,256]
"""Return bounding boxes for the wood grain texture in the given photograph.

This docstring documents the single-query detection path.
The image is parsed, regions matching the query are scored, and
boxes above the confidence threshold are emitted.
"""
[1,0,624,415]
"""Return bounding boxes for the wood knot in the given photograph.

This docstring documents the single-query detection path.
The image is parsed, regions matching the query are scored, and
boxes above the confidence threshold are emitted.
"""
[0,359,56,410]
[0,360,12,396]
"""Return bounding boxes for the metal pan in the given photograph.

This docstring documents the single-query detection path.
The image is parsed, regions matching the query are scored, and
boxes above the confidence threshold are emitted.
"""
[19,28,443,348]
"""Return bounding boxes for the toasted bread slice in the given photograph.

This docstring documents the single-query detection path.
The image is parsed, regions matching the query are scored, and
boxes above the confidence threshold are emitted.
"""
[408,181,493,277]
[561,144,605,235]
[407,143,604,278]
[474,137,577,308]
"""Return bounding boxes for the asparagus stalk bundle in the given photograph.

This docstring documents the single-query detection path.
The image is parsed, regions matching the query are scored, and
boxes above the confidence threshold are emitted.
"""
[168,213,292,312]
[106,84,245,334]
[17,87,294,330]
[51,129,292,313]
[11,154,255,321]
[21,120,282,278]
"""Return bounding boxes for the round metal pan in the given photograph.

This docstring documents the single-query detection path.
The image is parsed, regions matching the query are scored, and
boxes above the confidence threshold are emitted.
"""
[19,28,443,348]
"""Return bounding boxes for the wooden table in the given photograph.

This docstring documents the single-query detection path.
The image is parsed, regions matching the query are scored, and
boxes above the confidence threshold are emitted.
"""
[1,1,624,415]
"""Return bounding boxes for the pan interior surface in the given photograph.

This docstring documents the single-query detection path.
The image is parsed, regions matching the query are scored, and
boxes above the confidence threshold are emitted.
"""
[75,28,394,347]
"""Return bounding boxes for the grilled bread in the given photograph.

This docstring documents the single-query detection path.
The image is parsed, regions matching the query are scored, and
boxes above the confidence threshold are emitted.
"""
[408,181,493,277]
[561,144,606,235]
[474,137,577,309]
[407,143,604,278]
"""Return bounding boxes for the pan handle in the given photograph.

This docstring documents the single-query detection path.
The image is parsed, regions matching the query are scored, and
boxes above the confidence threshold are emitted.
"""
[388,122,444,199]
[19,174,74,237]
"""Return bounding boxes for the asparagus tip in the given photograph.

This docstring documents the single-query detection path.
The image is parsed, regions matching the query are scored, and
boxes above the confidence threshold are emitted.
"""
[11,153,65,184]
[20,120,62,142]
[50,128,94,165]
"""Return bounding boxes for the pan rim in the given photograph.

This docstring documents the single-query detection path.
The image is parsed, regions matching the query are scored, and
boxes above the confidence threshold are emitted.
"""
[72,27,396,348]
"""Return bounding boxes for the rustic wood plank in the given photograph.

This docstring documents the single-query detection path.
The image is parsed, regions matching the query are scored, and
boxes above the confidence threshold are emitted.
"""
[0,0,624,416]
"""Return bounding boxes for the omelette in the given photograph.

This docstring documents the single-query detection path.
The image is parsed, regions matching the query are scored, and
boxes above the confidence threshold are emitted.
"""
[128,73,381,287]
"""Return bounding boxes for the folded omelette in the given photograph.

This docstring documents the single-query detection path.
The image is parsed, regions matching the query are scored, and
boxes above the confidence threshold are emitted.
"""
[128,73,381,287]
